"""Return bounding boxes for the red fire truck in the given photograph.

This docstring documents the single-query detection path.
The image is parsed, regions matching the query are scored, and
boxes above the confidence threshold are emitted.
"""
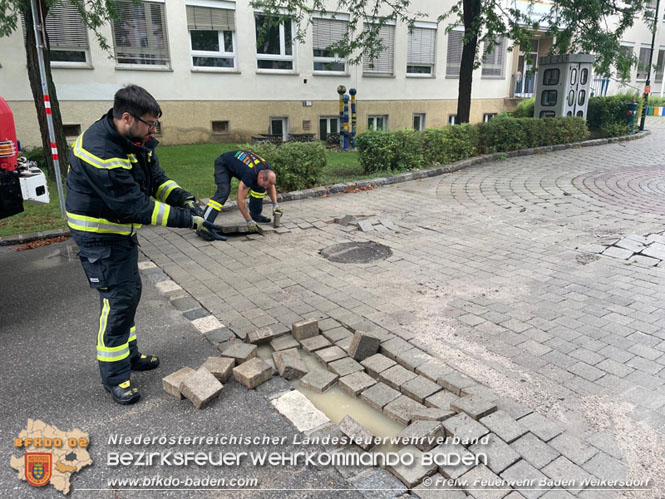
[0,97,49,219]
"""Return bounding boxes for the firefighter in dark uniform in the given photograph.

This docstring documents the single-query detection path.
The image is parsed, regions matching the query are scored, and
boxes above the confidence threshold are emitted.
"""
[198,150,282,240]
[66,85,219,405]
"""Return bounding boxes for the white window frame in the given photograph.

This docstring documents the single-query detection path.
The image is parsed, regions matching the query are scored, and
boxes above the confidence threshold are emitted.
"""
[483,113,498,122]
[413,113,426,130]
[312,13,349,75]
[448,114,457,125]
[319,116,339,139]
[255,13,296,73]
[637,44,652,81]
[367,115,388,131]
[270,116,289,141]
[407,21,437,77]
[190,30,237,71]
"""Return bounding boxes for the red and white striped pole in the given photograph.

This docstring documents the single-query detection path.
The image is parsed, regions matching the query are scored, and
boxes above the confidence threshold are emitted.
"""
[31,0,66,217]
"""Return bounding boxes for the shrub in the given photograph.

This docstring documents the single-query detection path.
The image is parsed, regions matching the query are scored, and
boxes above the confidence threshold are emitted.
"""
[21,146,49,172]
[600,122,630,137]
[392,129,424,171]
[356,131,398,174]
[587,93,641,132]
[244,142,326,192]
[512,98,535,118]
[476,114,529,153]
[422,124,477,164]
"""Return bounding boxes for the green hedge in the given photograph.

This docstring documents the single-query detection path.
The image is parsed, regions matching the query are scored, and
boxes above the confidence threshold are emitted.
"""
[587,93,642,137]
[243,142,326,192]
[512,98,535,118]
[357,116,589,174]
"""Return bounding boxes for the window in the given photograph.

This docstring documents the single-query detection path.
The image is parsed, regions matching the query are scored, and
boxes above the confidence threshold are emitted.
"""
[540,111,555,118]
[319,116,338,140]
[407,25,436,75]
[656,49,665,83]
[112,1,170,67]
[481,38,505,78]
[63,124,81,137]
[212,120,229,134]
[448,114,457,125]
[570,67,577,85]
[312,17,348,73]
[578,90,586,106]
[543,68,559,85]
[541,90,557,106]
[581,68,588,85]
[637,46,652,80]
[270,117,289,140]
[187,5,236,69]
[576,110,584,117]
[483,113,497,122]
[568,90,575,106]
[413,113,426,130]
[44,3,90,65]
[446,29,464,77]
[255,14,294,71]
[363,22,395,75]
[367,115,388,131]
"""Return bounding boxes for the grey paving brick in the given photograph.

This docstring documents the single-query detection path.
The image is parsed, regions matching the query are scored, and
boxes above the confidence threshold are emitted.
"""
[339,415,376,451]
[542,456,595,490]
[581,452,627,481]
[299,334,332,352]
[395,348,435,372]
[410,408,456,423]
[500,460,548,499]
[300,369,338,392]
[548,433,598,466]
[361,382,402,411]
[426,390,462,410]
[381,337,414,360]
[450,396,497,421]
[434,442,477,480]
[315,345,347,365]
[511,433,559,469]
[396,420,445,451]
[437,372,477,396]
[322,326,353,343]
[339,371,377,396]
[470,433,520,475]
[384,395,427,425]
[380,364,419,390]
[480,410,528,443]
[385,445,437,488]
[329,357,364,377]
[218,341,258,365]
[442,413,489,443]
[361,353,397,378]
[495,398,533,420]
[416,360,454,382]
[567,361,605,381]
[518,413,563,442]
[401,375,442,404]
[595,358,634,378]
[270,334,300,351]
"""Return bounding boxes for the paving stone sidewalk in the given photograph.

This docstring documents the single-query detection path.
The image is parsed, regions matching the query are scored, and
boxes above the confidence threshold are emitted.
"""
[140,118,665,498]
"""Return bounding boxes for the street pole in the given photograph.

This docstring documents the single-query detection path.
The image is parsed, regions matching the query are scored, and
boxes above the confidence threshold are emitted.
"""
[30,0,66,217]
[640,0,661,131]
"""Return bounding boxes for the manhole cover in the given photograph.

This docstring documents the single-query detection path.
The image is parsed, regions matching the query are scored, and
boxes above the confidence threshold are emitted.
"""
[320,241,392,263]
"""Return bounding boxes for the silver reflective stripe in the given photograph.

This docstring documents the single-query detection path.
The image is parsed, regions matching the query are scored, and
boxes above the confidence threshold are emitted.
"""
[153,202,167,226]
[67,214,135,236]
[96,346,130,359]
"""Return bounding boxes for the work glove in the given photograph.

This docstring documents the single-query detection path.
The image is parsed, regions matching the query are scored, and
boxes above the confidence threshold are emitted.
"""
[246,219,259,233]
[273,203,283,216]
[183,196,202,217]
[191,215,228,241]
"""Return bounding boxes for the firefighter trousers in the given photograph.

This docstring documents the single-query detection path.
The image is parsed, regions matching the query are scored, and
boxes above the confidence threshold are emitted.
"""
[75,238,142,386]
[203,160,266,224]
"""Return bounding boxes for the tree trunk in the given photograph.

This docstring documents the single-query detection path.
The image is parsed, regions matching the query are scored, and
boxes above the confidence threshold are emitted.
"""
[457,0,481,123]
[22,1,68,182]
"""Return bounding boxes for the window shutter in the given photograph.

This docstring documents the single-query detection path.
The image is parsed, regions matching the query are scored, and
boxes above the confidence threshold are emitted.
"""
[112,1,170,65]
[482,38,505,77]
[446,30,463,76]
[186,5,235,31]
[407,27,435,65]
[363,24,395,74]
[313,18,347,50]
[44,3,89,50]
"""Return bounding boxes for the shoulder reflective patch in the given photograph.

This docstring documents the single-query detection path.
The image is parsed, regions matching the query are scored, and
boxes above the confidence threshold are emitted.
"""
[73,132,132,170]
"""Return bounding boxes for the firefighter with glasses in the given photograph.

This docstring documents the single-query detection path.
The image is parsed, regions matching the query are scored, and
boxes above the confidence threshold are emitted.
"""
[66,85,220,405]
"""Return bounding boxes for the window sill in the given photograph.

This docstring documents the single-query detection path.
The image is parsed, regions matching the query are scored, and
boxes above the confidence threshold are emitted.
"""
[406,73,435,78]
[313,71,350,77]
[362,73,395,78]
[191,68,240,74]
[445,75,460,79]
[51,63,94,70]
[115,65,173,72]
[256,69,299,75]
[481,75,506,80]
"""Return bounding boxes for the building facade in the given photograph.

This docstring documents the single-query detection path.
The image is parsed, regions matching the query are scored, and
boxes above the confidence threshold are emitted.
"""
[0,0,658,147]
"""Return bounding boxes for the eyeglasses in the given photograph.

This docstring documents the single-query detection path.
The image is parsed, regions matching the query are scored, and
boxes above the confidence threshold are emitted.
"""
[131,114,160,130]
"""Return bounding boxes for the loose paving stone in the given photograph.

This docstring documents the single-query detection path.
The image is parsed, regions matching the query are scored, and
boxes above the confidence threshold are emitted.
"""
[170,296,198,311]
[318,317,341,331]
[348,468,408,498]
[256,376,291,399]
[540,491,575,499]
[459,464,508,499]
[291,318,319,340]
[300,369,338,392]
[329,357,364,377]
[385,445,437,488]
[500,460,548,499]
[380,364,419,390]
[339,371,377,396]
[339,415,376,451]
[470,433,520,475]
[496,397,533,421]
[384,395,426,425]
[396,420,445,451]
[362,353,397,378]
[548,433,598,466]
[642,242,665,260]
[335,336,353,353]
[247,326,283,344]
[581,452,627,481]
[183,308,210,321]
[360,382,402,411]
[412,476,467,498]
[299,335,332,352]
[410,408,456,423]
[233,357,273,389]
[180,367,224,409]
[270,334,300,351]
[395,348,435,372]
[162,367,194,399]
[200,356,234,382]
[518,413,563,442]
[416,360,454,382]
[480,410,528,444]
[541,456,595,490]
[437,372,477,396]
[442,413,490,443]
[602,246,634,260]
[433,442,477,479]
[204,327,235,344]
[348,331,381,361]
[218,341,257,365]
[381,337,414,360]
[426,390,462,410]
[511,433,560,469]
[615,238,646,253]
[271,390,329,432]
[450,396,497,421]
[272,348,308,380]
[322,326,353,343]
[401,375,442,404]
[315,345,347,364]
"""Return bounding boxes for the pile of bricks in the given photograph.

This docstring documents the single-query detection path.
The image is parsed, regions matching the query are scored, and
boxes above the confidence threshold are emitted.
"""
[587,232,665,267]
[334,214,400,233]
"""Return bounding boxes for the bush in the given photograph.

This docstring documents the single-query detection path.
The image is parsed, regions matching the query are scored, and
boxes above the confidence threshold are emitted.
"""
[423,124,478,164]
[587,93,641,133]
[21,146,48,172]
[356,131,397,173]
[600,122,630,137]
[512,98,535,118]
[476,114,529,153]
[392,129,424,171]
[244,142,326,192]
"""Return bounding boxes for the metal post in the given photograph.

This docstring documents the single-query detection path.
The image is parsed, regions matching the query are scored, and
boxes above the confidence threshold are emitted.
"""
[30,0,66,217]
[349,88,357,148]
[640,0,661,131]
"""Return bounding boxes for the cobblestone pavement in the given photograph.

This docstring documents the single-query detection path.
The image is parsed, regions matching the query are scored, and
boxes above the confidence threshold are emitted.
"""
[141,119,665,498]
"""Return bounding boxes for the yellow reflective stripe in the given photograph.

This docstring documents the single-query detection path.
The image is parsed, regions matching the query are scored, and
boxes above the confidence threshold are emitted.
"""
[127,154,138,163]
[97,347,130,362]
[128,325,137,343]
[73,133,132,170]
[151,202,170,226]
[97,298,110,348]
[249,190,266,199]
[155,180,179,202]
[67,212,136,236]
[207,200,223,211]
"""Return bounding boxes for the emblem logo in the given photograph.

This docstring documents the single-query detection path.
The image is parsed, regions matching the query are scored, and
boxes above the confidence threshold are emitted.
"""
[25,453,52,487]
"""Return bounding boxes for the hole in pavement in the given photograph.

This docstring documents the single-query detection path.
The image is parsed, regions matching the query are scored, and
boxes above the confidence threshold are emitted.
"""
[320,241,392,264]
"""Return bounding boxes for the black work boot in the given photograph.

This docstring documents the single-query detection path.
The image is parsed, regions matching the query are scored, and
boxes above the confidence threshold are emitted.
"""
[103,380,140,405]
[197,229,214,241]
[131,353,160,371]
[252,214,271,224]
